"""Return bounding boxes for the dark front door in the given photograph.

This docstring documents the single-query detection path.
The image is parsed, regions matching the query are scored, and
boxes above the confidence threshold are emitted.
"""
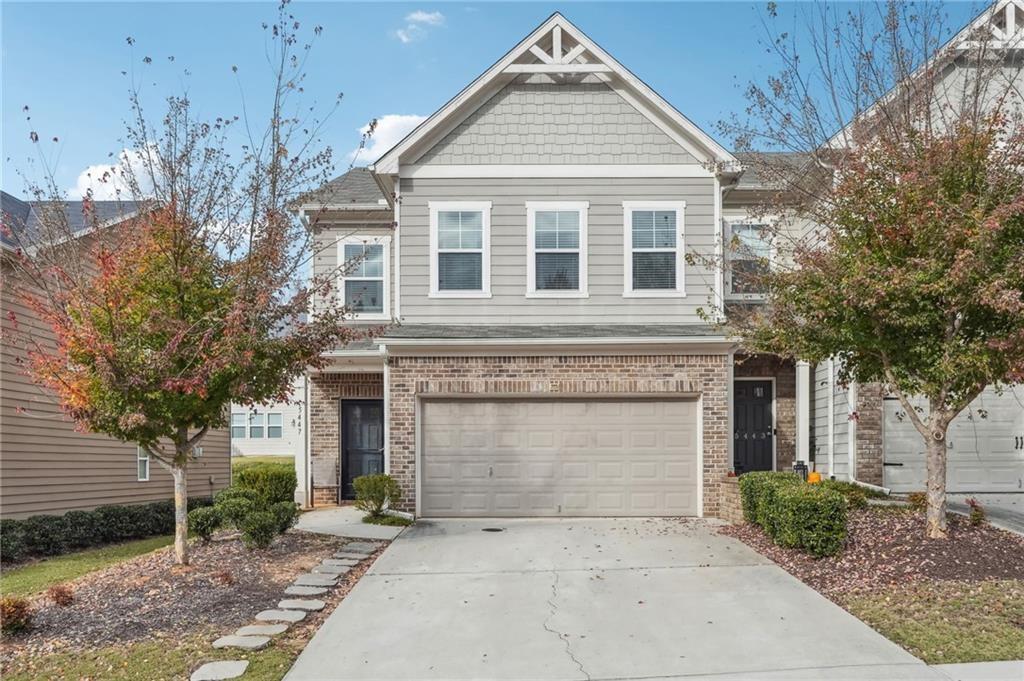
[734,380,774,474]
[340,400,384,501]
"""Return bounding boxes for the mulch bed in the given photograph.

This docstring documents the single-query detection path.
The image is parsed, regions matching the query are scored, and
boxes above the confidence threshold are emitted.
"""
[0,531,348,664]
[721,507,1024,598]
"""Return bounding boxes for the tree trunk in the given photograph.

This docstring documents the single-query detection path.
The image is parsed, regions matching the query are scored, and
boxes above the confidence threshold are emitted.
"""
[172,464,189,565]
[925,431,948,539]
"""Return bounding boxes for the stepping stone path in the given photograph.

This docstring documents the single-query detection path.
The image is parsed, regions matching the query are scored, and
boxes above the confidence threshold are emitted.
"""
[292,573,338,587]
[256,609,307,623]
[342,542,380,554]
[333,551,370,560]
[236,623,289,636]
[212,635,270,650]
[285,585,328,596]
[313,564,350,575]
[191,660,249,681]
[322,558,359,567]
[278,598,326,611]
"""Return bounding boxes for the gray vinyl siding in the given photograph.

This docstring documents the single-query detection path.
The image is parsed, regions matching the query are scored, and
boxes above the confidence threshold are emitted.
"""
[812,361,850,480]
[397,177,717,324]
[1,258,231,519]
[312,222,395,319]
[415,77,697,166]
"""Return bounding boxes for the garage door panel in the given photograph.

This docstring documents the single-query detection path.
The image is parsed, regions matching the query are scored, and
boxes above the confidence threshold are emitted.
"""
[421,399,700,517]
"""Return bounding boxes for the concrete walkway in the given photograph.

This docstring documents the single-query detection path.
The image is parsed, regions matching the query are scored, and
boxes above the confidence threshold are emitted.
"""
[286,517,939,680]
[295,505,406,540]
[948,493,1024,536]
[933,660,1024,681]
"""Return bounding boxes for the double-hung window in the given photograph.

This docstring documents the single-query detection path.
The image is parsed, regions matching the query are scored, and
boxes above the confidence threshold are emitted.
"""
[267,413,283,439]
[137,446,150,482]
[727,221,772,298]
[623,202,686,297]
[526,202,588,297]
[429,201,491,297]
[339,237,389,319]
[249,413,265,439]
[230,413,246,439]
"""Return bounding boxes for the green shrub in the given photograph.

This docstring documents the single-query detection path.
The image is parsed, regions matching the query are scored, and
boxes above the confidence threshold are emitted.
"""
[93,504,139,543]
[0,519,26,564]
[269,501,299,534]
[215,497,256,529]
[234,464,297,506]
[738,471,800,524]
[143,500,177,535]
[353,474,402,517]
[214,486,260,506]
[188,506,221,543]
[187,496,215,512]
[21,515,69,556]
[0,596,32,634]
[62,510,103,549]
[240,511,278,549]
[819,480,868,510]
[774,484,847,557]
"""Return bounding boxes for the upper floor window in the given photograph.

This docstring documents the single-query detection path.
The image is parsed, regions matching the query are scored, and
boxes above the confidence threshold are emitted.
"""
[230,413,246,439]
[526,201,588,298]
[429,201,491,298]
[727,222,772,297]
[339,237,389,319]
[623,201,686,297]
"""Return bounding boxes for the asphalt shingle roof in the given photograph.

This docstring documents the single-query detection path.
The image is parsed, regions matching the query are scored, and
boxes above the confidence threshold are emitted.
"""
[1,190,142,249]
[734,152,814,190]
[316,168,389,207]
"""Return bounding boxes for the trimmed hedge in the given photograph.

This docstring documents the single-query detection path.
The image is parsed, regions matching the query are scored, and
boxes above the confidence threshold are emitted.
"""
[0,497,214,564]
[738,471,847,558]
[233,463,297,506]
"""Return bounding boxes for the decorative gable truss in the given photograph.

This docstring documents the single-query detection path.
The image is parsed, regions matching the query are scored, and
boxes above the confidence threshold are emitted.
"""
[372,13,740,180]
[958,0,1024,49]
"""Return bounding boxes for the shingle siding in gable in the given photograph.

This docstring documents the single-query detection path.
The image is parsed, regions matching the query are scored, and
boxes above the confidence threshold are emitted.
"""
[415,79,697,165]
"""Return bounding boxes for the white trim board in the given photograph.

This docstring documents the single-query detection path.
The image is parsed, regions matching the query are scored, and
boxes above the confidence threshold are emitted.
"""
[398,165,716,179]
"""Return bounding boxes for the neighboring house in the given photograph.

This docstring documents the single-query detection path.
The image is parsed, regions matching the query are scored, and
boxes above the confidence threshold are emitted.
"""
[230,376,307,459]
[0,191,231,518]
[296,9,1023,514]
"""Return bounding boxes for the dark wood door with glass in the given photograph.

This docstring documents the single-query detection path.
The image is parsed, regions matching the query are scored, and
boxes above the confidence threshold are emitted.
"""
[734,380,774,474]
[340,400,385,501]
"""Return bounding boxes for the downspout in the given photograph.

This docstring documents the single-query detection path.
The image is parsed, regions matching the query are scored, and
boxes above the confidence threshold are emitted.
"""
[827,358,835,478]
[304,372,313,508]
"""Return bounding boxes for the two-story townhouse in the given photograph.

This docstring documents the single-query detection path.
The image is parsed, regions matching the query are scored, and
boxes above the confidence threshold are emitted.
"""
[298,8,1024,516]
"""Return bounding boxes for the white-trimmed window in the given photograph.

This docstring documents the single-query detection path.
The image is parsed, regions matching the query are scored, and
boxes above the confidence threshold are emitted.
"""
[230,413,246,439]
[339,236,389,319]
[726,221,773,298]
[429,201,491,297]
[137,446,150,482]
[526,201,588,297]
[623,201,686,297]
[267,413,283,439]
[249,413,265,439]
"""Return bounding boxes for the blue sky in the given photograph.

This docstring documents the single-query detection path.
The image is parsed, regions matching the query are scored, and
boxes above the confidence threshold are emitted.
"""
[1,1,981,199]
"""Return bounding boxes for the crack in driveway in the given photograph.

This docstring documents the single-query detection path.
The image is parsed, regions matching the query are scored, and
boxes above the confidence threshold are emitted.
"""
[542,569,592,681]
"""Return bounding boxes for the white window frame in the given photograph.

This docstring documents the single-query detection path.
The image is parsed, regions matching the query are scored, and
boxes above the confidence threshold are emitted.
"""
[230,412,246,439]
[525,201,589,298]
[724,217,776,301]
[137,446,150,482]
[622,201,686,298]
[338,235,391,321]
[428,201,492,298]
[249,412,265,439]
[267,412,283,439]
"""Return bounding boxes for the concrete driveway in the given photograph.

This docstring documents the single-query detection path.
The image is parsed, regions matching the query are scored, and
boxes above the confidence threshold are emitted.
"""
[286,518,938,680]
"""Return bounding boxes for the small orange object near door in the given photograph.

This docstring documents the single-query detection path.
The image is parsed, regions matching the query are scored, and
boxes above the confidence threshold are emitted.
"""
[807,472,822,484]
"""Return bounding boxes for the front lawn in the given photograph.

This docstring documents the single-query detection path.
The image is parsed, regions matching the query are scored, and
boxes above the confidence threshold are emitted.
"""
[233,455,293,472]
[0,535,173,597]
[723,505,1024,663]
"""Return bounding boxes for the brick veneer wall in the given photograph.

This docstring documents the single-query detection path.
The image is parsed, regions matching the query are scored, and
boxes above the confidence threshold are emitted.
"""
[387,353,731,518]
[855,382,884,485]
[308,372,383,505]
[734,354,796,473]
[719,476,744,524]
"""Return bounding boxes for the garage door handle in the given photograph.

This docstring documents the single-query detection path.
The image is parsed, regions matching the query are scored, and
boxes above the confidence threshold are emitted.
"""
[488,466,493,478]
[883,462,904,467]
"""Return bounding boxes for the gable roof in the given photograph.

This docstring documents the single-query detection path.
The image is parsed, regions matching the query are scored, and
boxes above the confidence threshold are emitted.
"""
[314,168,390,208]
[0,190,142,251]
[373,12,738,176]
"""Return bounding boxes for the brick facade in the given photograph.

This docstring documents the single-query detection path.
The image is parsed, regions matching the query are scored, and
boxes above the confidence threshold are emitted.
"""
[308,372,383,505]
[387,353,731,518]
[719,476,744,524]
[855,382,885,485]
[734,354,796,473]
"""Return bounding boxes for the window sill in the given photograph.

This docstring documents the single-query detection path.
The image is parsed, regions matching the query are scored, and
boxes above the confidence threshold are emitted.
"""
[428,291,493,299]
[622,290,687,298]
[348,312,391,321]
[725,293,767,302]
[525,291,589,299]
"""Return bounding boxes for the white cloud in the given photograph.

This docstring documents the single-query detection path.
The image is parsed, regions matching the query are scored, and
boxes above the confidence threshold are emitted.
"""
[68,147,157,200]
[348,114,427,165]
[393,9,445,43]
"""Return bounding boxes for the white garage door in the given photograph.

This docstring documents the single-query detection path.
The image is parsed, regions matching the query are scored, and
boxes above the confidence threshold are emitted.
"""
[884,386,1024,493]
[421,398,700,517]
